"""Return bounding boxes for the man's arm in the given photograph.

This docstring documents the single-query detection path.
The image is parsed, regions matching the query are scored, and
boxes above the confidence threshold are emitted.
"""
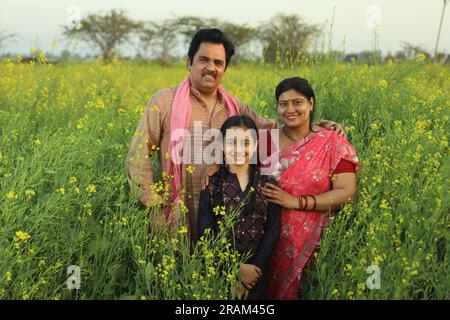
[316,120,346,138]
[237,100,279,130]
[125,97,163,207]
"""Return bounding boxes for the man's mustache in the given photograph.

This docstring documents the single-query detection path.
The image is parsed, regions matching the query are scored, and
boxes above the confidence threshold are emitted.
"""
[202,71,216,78]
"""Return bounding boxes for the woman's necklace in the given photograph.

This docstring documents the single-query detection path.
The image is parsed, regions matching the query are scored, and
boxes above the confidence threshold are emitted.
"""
[282,126,311,142]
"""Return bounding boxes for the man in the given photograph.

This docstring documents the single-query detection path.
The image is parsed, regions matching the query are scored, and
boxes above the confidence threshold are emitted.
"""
[126,28,342,242]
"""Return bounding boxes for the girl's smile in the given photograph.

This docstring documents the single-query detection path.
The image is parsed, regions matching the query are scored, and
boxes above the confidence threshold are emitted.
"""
[223,126,258,165]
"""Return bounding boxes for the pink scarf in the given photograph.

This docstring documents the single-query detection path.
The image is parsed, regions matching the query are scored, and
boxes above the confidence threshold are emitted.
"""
[165,78,240,217]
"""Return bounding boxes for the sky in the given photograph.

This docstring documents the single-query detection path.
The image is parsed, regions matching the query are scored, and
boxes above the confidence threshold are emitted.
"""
[0,0,449,56]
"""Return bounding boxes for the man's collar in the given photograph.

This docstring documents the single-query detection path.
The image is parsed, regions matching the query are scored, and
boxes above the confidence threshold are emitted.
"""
[189,84,224,103]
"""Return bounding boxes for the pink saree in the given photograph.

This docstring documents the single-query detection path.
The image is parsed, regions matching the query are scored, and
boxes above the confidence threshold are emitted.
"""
[265,128,361,300]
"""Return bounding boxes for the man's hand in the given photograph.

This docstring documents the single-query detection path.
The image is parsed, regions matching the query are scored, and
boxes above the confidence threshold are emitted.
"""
[140,193,164,208]
[148,211,168,235]
[167,210,181,229]
[316,120,346,138]
[147,202,180,234]
[238,263,262,290]
[201,164,220,190]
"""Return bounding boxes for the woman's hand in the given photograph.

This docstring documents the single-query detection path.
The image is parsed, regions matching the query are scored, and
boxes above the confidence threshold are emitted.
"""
[316,120,346,138]
[262,182,299,209]
[238,263,262,290]
[201,164,220,189]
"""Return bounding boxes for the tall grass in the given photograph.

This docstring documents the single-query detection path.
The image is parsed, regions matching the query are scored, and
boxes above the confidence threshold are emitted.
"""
[0,57,448,299]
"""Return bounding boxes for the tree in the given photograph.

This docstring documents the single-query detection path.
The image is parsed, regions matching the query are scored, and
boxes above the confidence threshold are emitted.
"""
[171,16,208,47]
[358,50,382,65]
[401,42,430,60]
[394,51,407,61]
[170,16,255,61]
[214,21,256,61]
[136,21,158,61]
[62,9,142,62]
[0,30,16,53]
[167,16,256,61]
[152,18,178,66]
[257,14,319,65]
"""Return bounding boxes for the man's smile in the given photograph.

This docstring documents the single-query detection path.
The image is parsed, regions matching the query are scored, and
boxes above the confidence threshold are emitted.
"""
[202,71,216,79]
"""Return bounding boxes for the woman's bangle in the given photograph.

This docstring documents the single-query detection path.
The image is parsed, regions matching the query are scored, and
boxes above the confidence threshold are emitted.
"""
[311,195,317,211]
[298,195,307,210]
[299,195,317,211]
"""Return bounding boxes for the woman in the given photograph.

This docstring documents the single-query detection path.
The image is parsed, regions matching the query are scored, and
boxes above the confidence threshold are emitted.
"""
[261,77,361,300]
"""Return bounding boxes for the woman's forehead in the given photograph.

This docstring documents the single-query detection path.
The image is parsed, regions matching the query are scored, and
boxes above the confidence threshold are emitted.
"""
[279,89,307,100]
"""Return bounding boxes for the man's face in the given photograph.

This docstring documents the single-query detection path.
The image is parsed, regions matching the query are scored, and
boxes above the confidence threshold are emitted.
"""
[188,42,226,95]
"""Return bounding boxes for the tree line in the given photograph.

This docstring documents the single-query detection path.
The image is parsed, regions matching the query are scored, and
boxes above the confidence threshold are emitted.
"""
[60,9,323,65]
[1,9,448,65]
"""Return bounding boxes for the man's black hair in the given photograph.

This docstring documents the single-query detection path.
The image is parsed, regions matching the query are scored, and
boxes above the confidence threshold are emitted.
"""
[188,28,235,69]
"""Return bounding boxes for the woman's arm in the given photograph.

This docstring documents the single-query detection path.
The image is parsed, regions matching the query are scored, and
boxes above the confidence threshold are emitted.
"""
[262,172,357,212]
[306,172,357,211]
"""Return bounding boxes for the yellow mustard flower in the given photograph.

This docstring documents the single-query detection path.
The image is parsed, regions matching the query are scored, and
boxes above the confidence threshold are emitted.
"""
[379,79,388,89]
[86,184,96,193]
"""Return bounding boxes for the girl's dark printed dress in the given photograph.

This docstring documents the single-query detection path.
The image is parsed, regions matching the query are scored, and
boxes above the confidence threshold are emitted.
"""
[197,167,281,300]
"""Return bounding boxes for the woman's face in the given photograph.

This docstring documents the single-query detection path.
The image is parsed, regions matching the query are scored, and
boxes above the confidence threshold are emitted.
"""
[223,126,258,165]
[277,89,314,129]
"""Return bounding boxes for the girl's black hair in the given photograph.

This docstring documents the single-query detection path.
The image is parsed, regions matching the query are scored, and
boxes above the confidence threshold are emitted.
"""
[275,76,316,131]
[212,115,258,216]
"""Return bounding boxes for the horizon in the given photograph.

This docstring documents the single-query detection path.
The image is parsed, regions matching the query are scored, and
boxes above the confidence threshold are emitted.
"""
[0,0,449,57]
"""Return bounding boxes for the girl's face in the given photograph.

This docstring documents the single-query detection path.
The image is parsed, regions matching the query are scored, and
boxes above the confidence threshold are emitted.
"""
[223,126,258,165]
[277,89,314,129]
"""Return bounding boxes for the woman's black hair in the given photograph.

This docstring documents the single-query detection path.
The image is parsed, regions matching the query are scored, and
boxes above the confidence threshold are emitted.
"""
[187,28,235,70]
[275,76,316,131]
[212,115,258,216]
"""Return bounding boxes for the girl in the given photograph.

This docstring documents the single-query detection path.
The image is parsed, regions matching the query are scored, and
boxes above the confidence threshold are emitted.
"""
[197,115,280,300]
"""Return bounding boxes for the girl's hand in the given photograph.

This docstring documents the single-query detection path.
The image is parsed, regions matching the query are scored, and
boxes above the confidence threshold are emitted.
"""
[234,282,249,300]
[262,182,299,209]
[238,264,262,290]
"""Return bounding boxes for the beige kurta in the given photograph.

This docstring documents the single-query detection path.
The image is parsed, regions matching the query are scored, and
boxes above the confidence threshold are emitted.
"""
[126,83,278,241]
